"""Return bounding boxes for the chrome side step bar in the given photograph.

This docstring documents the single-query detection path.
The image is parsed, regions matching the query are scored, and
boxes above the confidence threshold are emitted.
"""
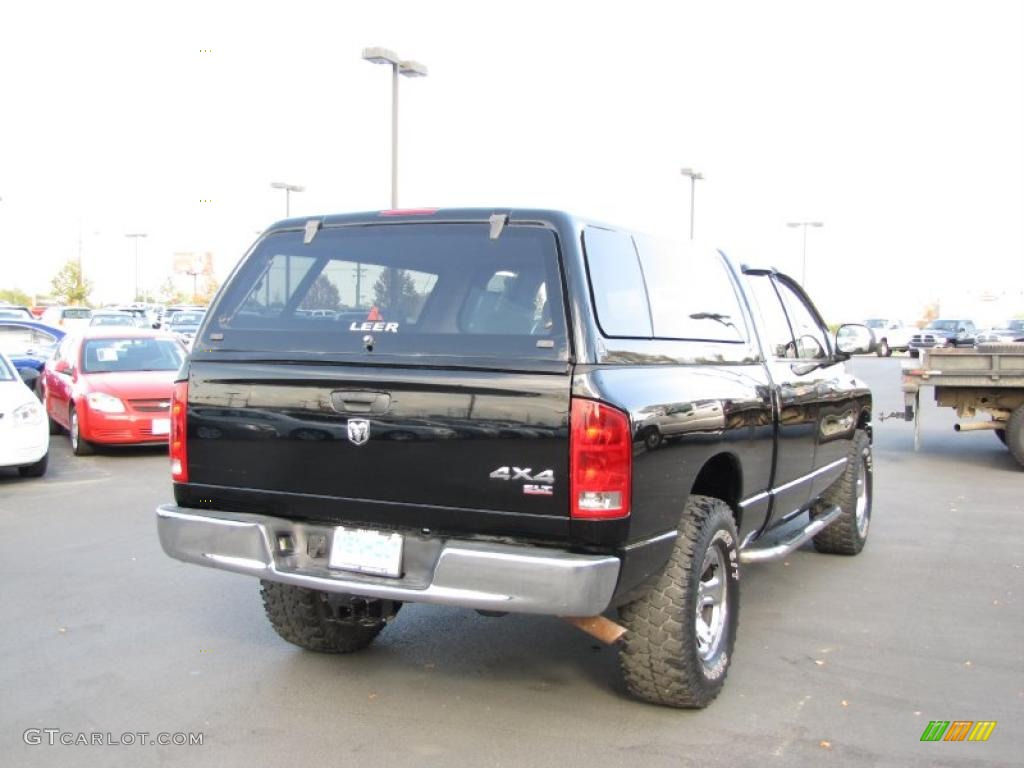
[739,505,842,564]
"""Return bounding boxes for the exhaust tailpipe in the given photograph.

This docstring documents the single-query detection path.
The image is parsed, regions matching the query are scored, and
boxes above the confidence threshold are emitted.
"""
[954,422,1003,432]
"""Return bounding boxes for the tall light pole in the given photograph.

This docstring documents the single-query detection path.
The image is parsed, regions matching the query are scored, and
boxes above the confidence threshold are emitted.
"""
[786,221,824,287]
[680,168,704,240]
[362,47,428,209]
[270,181,304,217]
[125,233,148,302]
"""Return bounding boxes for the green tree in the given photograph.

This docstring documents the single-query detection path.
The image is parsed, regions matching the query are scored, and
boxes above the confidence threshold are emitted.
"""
[917,300,940,329]
[197,275,221,305]
[50,260,92,306]
[300,274,340,311]
[372,268,420,319]
[158,277,187,305]
[0,288,33,306]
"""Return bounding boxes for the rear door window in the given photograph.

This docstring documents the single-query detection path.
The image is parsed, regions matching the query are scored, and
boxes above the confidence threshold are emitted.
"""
[582,227,652,338]
[208,223,568,361]
[634,237,748,342]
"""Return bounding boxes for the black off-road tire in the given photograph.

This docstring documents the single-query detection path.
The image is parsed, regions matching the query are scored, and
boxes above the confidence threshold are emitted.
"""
[1006,406,1024,468]
[18,451,49,478]
[618,495,740,709]
[813,430,872,555]
[260,581,397,653]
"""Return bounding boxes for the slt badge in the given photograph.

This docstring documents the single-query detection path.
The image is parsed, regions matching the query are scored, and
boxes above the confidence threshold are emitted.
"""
[347,418,371,446]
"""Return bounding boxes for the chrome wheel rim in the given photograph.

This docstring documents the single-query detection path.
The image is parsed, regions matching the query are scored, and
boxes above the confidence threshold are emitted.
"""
[855,457,870,538]
[695,544,728,661]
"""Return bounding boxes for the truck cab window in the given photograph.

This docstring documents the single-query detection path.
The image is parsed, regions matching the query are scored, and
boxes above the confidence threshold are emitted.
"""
[744,275,797,358]
[773,281,829,360]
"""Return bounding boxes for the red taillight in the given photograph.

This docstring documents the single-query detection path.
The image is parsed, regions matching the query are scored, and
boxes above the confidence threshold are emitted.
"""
[170,380,188,482]
[570,398,632,519]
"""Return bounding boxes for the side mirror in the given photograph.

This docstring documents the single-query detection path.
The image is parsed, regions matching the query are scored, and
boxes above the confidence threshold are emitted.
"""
[835,323,876,356]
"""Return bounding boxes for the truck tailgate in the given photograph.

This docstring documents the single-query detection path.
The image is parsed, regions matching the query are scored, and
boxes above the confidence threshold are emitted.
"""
[185,361,571,525]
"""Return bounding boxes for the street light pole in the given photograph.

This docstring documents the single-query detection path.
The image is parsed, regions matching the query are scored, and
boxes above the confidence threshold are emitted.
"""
[680,168,704,240]
[786,221,824,287]
[125,233,148,302]
[270,181,304,217]
[362,47,428,209]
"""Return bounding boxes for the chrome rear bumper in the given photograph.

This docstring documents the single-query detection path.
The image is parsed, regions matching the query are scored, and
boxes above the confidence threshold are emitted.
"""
[156,504,620,616]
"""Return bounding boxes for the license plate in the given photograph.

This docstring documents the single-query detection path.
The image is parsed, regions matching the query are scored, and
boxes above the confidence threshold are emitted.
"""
[152,418,170,435]
[328,527,403,578]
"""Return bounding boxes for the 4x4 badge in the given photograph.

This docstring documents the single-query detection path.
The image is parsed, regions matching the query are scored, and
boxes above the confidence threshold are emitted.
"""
[347,418,370,446]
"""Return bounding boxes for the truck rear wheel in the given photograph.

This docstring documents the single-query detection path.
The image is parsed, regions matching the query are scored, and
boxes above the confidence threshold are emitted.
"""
[260,581,400,653]
[618,495,740,708]
[813,430,872,555]
[1006,406,1024,468]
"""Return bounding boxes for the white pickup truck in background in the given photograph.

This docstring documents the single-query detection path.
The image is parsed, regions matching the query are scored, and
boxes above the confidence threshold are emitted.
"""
[864,318,915,357]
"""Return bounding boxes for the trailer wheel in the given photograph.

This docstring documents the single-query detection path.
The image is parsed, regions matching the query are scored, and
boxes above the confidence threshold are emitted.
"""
[1006,406,1024,468]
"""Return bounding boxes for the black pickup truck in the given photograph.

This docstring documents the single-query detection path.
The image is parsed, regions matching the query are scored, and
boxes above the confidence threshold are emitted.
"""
[157,208,875,708]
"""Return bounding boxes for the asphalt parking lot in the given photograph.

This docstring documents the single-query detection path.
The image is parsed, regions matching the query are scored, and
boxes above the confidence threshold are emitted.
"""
[0,357,1020,767]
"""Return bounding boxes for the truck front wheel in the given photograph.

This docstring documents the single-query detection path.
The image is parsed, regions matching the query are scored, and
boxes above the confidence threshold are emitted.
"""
[260,581,400,653]
[813,430,872,554]
[618,495,740,708]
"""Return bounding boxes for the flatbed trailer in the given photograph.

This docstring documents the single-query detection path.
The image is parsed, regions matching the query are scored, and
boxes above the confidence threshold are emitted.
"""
[887,344,1024,467]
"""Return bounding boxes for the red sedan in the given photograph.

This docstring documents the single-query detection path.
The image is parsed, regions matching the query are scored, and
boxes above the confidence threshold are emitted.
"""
[42,328,187,455]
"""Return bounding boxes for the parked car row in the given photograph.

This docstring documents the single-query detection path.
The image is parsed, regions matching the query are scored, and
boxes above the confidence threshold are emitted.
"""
[0,321,191,477]
[976,319,1024,345]
[861,317,1023,357]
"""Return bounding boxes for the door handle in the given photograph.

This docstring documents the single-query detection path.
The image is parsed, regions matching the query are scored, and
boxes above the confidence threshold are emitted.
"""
[330,390,391,414]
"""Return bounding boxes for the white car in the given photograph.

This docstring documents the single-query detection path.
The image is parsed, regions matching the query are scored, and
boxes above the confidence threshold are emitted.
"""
[864,318,915,356]
[0,353,49,477]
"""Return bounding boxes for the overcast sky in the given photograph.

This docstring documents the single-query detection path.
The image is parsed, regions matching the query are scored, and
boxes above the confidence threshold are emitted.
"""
[1,0,1021,323]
